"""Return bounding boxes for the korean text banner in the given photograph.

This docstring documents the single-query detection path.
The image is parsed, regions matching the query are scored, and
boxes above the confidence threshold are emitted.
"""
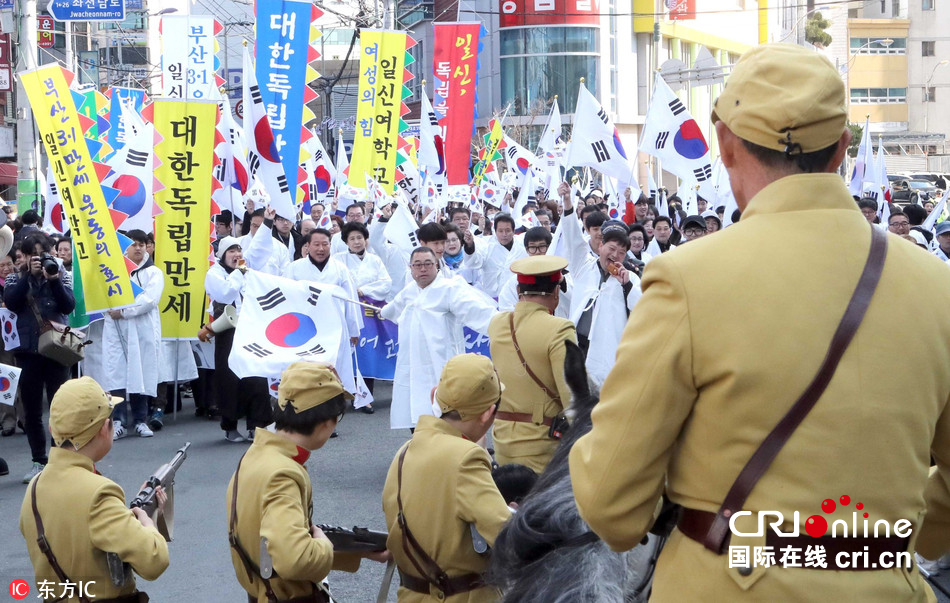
[256,0,318,202]
[350,30,409,194]
[22,65,134,311]
[152,100,217,338]
[433,23,480,186]
[161,15,220,100]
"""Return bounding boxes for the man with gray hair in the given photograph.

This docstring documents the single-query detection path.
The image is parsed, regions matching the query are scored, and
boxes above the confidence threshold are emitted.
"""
[571,43,950,600]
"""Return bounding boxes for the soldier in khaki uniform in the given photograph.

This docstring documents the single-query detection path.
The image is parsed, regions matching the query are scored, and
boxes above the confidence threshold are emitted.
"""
[488,256,576,473]
[20,377,170,602]
[382,354,513,602]
[569,44,950,602]
[227,362,387,603]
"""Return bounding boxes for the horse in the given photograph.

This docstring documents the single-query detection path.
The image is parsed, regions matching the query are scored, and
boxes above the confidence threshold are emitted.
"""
[488,340,665,602]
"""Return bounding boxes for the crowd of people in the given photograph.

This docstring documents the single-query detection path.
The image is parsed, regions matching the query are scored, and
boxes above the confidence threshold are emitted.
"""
[5,42,950,603]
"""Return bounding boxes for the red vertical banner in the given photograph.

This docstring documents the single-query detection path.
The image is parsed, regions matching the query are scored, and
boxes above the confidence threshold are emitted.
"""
[0,35,11,92]
[667,0,696,21]
[432,23,481,186]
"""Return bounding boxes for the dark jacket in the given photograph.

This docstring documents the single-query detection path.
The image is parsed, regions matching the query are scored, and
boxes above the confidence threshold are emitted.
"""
[3,270,75,353]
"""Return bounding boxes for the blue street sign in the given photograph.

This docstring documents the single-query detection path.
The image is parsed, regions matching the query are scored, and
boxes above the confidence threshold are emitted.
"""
[0,0,13,10]
[48,0,124,21]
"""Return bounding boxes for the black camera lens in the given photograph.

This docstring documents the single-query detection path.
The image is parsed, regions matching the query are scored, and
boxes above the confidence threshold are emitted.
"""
[41,253,58,276]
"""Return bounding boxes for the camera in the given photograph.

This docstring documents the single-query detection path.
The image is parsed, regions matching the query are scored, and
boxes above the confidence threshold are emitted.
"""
[40,253,58,276]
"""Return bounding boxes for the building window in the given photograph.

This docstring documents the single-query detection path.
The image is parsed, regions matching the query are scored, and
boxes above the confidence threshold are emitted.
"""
[500,27,600,117]
[923,0,935,10]
[396,0,433,27]
[925,87,936,102]
[850,37,906,54]
[923,41,936,56]
[849,87,907,104]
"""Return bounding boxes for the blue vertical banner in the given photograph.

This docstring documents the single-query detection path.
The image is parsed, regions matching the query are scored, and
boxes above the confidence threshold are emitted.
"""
[105,87,146,161]
[255,0,316,205]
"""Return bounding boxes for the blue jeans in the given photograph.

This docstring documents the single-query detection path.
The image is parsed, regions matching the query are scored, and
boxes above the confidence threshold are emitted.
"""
[111,390,149,426]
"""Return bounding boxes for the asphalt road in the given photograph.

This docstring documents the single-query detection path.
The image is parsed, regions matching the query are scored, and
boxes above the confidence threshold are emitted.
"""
[0,383,406,602]
[1,383,949,602]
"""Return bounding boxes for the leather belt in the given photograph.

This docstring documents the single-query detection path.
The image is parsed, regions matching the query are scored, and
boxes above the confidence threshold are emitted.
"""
[495,411,553,426]
[246,592,328,603]
[398,569,482,597]
[678,508,909,570]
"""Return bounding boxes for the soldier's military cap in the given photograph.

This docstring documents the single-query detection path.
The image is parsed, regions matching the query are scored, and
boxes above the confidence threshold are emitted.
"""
[50,377,122,449]
[278,362,354,413]
[510,256,568,290]
[712,43,847,154]
[432,354,505,421]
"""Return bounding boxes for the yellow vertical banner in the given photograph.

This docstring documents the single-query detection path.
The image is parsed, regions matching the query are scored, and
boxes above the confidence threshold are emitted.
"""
[350,30,407,194]
[21,65,134,312]
[151,100,217,339]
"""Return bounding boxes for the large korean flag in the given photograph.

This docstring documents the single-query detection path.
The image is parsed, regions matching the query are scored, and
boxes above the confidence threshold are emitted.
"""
[639,74,714,197]
[565,82,634,186]
[230,271,348,382]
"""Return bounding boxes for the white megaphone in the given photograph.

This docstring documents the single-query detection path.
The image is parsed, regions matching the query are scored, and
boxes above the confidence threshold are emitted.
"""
[197,306,238,342]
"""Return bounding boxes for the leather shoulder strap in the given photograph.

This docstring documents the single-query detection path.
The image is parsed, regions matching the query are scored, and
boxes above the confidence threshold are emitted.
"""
[702,226,888,553]
[508,312,559,401]
[228,452,279,603]
[395,443,452,590]
[31,475,93,603]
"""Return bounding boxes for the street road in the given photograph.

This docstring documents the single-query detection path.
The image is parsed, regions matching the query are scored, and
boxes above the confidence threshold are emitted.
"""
[0,384,406,602]
[1,382,948,602]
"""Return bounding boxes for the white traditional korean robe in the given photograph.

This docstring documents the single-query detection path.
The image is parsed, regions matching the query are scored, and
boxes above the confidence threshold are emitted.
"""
[283,255,363,392]
[381,273,497,429]
[561,210,641,386]
[100,255,164,396]
[334,250,392,301]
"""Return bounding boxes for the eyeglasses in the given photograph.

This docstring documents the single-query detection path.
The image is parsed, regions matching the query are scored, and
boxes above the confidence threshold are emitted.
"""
[410,261,436,269]
[629,236,644,243]
[336,409,346,424]
[889,221,910,228]
[526,245,549,254]
[684,228,706,236]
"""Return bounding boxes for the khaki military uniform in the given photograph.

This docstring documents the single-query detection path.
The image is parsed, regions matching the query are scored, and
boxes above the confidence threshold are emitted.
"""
[382,416,512,602]
[227,429,359,603]
[19,447,169,602]
[488,301,576,473]
[570,174,950,601]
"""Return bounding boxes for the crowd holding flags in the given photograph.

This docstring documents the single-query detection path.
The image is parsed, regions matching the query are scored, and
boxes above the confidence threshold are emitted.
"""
[14,5,947,396]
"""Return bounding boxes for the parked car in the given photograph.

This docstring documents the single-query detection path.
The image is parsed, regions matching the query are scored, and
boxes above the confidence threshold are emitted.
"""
[891,179,939,203]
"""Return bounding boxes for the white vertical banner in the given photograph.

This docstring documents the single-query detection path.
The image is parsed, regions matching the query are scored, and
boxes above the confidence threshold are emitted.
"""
[161,15,219,100]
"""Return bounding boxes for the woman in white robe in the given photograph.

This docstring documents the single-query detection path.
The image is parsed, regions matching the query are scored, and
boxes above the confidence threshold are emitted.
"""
[381,261,497,430]
[334,222,392,302]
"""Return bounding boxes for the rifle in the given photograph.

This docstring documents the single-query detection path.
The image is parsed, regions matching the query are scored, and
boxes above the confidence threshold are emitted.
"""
[315,524,388,553]
[108,442,191,586]
[130,442,191,541]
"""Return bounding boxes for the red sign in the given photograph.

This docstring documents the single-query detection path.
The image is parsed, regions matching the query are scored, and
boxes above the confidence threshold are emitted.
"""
[0,35,10,92]
[499,0,599,28]
[38,16,54,49]
[433,23,481,186]
[667,0,696,21]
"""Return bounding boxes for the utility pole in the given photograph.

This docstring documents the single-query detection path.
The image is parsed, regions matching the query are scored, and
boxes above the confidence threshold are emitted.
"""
[15,0,39,212]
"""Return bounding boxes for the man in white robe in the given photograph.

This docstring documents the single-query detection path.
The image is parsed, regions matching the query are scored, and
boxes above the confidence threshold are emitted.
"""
[103,230,163,439]
[244,208,292,276]
[471,213,522,298]
[284,228,362,393]
[558,182,642,387]
[497,226,571,319]
[381,247,497,430]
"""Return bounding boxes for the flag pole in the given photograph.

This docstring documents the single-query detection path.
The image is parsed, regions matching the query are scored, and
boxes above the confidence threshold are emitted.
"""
[332,293,384,313]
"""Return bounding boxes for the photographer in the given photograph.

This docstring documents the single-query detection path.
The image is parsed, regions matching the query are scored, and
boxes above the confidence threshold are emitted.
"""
[3,232,75,483]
